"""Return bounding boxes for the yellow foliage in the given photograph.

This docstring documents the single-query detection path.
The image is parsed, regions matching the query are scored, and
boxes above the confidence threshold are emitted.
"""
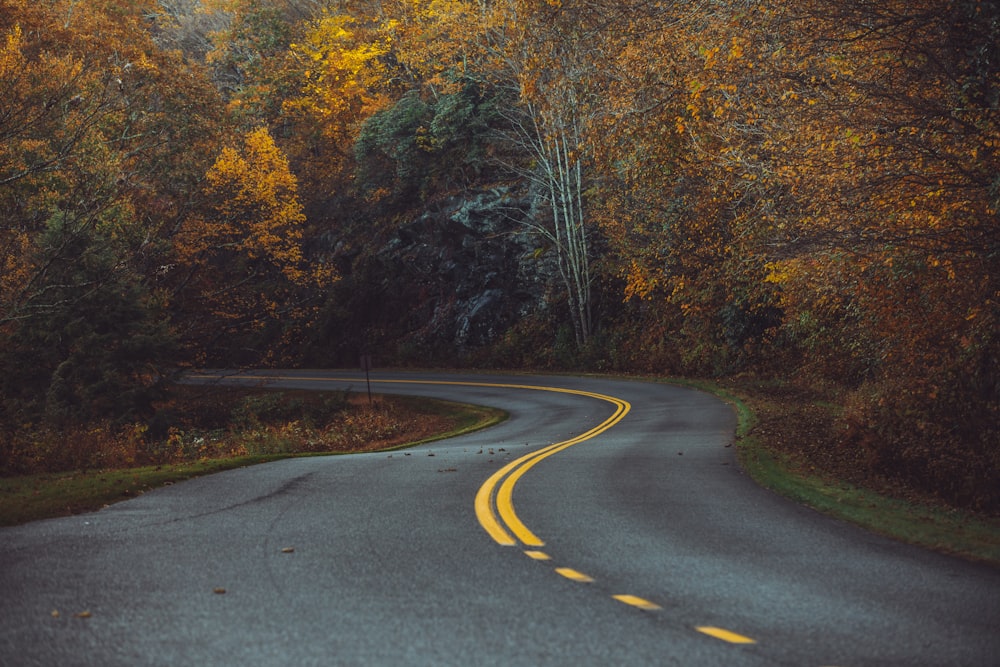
[763,261,792,285]
[203,126,311,283]
[623,260,659,301]
[286,12,394,128]
[0,24,25,77]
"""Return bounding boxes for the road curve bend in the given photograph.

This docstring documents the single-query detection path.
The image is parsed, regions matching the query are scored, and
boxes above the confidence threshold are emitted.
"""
[1,370,997,667]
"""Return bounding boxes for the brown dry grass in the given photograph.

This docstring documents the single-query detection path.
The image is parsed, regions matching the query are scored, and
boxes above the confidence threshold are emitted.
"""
[1,386,489,475]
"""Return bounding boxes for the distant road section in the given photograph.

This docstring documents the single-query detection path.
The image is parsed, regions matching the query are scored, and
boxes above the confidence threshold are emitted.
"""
[1,370,997,666]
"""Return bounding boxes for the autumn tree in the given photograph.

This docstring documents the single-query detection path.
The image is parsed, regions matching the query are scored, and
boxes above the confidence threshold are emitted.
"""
[758,0,999,505]
[194,0,325,97]
[349,0,499,196]
[581,3,771,372]
[0,212,174,426]
[595,0,998,506]
[173,126,335,363]
[469,0,605,347]
[0,0,226,425]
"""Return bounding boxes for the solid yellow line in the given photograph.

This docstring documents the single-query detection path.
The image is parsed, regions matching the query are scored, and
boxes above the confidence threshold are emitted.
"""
[695,626,757,644]
[354,378,631,548]
[472,436,588,546]
[473,463,520,546]
[191,373,524,546]
[613,594,662,611]
[555,568,594,583]
[188,373,632,549]
[493,397,629,546]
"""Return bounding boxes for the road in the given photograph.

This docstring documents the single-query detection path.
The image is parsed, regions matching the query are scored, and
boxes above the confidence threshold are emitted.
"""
[1,370,998,666]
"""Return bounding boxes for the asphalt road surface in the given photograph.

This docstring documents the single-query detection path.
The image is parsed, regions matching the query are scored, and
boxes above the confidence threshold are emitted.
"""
[1,370,998,666]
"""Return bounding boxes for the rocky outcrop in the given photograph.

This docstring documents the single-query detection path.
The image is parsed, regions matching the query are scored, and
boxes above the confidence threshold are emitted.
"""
[375,187,556,350]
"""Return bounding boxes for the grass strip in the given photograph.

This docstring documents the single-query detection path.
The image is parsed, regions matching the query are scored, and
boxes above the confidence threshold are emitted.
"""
[375,395,507,451]
[0,396,505,527]
[665,377,1000,567]
[0,458,285,526]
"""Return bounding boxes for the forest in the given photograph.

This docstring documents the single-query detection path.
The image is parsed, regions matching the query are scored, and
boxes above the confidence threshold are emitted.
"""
[0,0,997,510]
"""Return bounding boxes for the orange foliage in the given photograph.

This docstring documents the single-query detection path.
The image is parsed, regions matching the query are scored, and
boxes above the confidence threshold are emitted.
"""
[172,126,335,359]
[583,0,998,504]
[2,0,995,503]
[183,128,333,271]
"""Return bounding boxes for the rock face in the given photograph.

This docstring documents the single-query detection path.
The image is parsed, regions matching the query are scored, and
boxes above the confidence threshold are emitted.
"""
[375,187,556,351]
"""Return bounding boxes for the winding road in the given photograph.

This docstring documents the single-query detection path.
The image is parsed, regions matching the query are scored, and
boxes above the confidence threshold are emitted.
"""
[1,370,998,666]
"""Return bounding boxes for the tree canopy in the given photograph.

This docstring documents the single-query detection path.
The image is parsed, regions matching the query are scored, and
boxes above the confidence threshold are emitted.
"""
[1,0,996,509]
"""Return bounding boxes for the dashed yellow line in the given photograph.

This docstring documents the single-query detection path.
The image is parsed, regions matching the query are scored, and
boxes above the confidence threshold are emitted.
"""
[613,594,662,611]
[555,568,595,583]
[191,372,760,647]
[696,626,757,644]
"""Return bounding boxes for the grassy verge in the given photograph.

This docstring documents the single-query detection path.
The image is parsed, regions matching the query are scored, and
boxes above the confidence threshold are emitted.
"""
[0,458,286,526]
[0,392,505,527]
[674,377,1000,567]
[739,438,1000,565]
[375,395,507,450]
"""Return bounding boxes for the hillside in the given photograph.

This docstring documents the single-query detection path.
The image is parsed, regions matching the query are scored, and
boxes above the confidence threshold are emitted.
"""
[0,0,996,511]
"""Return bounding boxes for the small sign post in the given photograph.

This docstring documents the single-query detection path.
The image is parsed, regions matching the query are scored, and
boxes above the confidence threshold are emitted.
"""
[359,354,373,405]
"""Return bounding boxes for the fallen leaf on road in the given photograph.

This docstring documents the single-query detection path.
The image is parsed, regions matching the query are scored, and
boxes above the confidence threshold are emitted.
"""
[281,547,295,553]
[213,588,226,595]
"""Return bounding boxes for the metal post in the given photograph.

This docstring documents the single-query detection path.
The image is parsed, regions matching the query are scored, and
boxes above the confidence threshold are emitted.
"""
[360,354,373,405]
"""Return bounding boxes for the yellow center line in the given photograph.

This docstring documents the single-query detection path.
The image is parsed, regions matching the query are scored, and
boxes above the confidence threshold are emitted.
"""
[190,374,752,639]
[191,373,631,549]
[613,594,662,611]
[368,381,630,548]
[695,626,757,644]
[555,568,595,583]
[491,396,629,546]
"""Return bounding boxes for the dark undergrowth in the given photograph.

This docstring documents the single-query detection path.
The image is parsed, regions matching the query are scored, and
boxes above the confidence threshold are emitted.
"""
[0,385,505,526]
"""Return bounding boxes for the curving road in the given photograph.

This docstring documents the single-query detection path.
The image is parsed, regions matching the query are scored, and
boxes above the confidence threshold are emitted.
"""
[1,370,998,666]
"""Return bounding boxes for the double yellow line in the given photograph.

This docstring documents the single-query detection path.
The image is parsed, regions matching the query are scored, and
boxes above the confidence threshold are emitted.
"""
[471,385,631,547]
[332,377,631,547]
[188,373,630,548]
